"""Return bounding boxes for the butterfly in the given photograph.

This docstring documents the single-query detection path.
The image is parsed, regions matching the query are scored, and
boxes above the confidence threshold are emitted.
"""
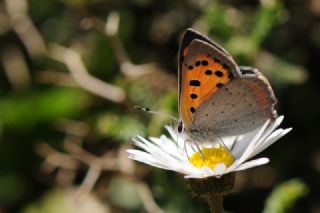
[177,29,277,143]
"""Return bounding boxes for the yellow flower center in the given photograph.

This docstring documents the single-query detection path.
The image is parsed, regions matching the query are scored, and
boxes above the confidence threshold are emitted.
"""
[188,146,234,169]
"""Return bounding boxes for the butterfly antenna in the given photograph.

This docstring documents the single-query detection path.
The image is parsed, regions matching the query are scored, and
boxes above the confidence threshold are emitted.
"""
[134,105,178,122]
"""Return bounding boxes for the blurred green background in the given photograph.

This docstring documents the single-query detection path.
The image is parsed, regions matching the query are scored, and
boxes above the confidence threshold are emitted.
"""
[0,0,319,212]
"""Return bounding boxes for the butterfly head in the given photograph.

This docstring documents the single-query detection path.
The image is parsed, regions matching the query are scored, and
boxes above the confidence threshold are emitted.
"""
[177,120,184,134]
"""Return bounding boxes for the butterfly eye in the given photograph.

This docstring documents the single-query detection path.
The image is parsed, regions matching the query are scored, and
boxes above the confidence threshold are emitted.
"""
[177,121,183,133]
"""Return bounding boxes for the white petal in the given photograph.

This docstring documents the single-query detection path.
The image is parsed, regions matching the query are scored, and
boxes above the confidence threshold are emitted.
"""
[132,136,151,150]
[136,143,183,168]
[227,120,271,171]
[234,158,270,171]
[133,136,204,175]
[184,173,205,178]
[221,136,237,151]
[250,128,292,158]
[231,116,285,160]
[127,150,169,169]
[149,136,181,157]
[189,167,215,178]
[138,137,180,160]
[231,128,261,159]
[255,128,283,150]
[202,166,215,176]
[128,115,290,178]
[165,125,177,140]
[129,149,198,175]
[251,116,284,151]
[212,163,227,176]
[231,120,270,159]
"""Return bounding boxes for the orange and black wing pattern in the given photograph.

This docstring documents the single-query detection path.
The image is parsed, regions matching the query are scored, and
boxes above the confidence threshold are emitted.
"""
[178,29,241,128]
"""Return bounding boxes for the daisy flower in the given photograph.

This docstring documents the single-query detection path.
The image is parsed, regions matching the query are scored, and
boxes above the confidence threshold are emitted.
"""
[127,116,291,179]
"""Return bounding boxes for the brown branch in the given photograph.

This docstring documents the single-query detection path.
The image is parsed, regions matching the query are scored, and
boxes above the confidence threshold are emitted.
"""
[81,13,155,78]
[48,43,126,103]
[75,163,101,201]
[136,182,165,213]
[37,138,165,213]
[4,0,47,58]
[35,70,76,86]
[36,143,79,170]
[1,45,31,91]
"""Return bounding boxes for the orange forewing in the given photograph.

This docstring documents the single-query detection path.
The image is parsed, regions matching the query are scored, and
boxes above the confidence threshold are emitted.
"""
[180,53,231,128]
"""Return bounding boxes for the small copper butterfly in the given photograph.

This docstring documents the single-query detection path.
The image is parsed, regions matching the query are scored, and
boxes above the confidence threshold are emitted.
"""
[177,29,277,142]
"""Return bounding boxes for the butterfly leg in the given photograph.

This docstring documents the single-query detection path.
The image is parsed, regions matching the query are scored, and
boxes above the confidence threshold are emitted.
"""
[184,139,192,158]
[183,139,204,162]
[188,139,205,161]
[217,135,237,155]
[229,136,238,152]
[217,136,229,151]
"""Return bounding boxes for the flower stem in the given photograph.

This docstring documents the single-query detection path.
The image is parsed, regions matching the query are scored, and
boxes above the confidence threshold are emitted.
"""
[185,173,235,213]
[204,193,223,213]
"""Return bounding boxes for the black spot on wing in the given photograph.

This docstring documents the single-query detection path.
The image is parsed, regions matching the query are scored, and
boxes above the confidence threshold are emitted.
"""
[190,94,198,99]
[205,70,213,75]
[222,63,230,70]
[202,60,208,66]
[189,80,201,86]
[215,70,223,77]
[216,83,224,88]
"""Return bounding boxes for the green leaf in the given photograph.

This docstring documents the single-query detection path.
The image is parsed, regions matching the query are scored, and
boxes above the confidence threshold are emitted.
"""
[250,0,283,46]
[96,113,145,141]
[0,174,25,204]
[23,189,109,213]
[263,179,309,213]
[204,5,235,41]
[0,88,87,130]
[107,176,142,209]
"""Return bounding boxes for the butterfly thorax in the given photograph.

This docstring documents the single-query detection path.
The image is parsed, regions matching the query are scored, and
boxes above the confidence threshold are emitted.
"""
[177,122,221,144]
[185,129,219,143]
